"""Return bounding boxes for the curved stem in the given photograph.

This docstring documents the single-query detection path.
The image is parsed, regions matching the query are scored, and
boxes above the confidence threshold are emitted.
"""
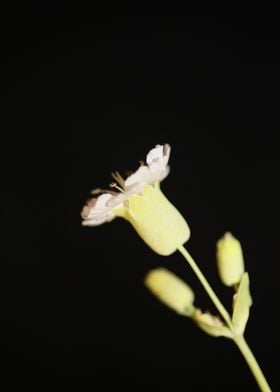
[177,245,272,392]
[234,335,272,392]
[177,245,233,329]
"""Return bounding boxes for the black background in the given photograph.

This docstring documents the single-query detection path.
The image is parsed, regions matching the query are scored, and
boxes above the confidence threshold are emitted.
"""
[1,5,279,390]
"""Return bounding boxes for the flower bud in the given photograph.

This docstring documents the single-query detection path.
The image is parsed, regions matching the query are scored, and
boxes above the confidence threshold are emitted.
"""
[145,268,195,316]
[216,232,245,286]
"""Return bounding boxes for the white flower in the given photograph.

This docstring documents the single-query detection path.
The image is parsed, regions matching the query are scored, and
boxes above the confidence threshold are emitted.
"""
[81,144,190,255]
[81,144,171,226]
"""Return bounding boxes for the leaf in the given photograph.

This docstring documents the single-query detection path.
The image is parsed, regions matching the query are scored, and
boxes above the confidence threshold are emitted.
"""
[232,272,252,335]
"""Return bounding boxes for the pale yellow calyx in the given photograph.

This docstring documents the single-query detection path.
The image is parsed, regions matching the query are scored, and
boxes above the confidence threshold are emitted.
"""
[216,232,245,287]
[145,268,195,316]
[114,183,190,256]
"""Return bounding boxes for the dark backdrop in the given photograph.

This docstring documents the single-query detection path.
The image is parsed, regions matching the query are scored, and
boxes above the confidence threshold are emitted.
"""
[1,6,279,390]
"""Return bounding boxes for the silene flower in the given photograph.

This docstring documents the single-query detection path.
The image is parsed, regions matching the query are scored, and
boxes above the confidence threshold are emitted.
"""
[81,144,190,255]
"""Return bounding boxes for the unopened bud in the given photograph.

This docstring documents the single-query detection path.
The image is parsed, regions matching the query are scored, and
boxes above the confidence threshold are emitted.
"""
[216,232,245,286]
[145,268,195,316]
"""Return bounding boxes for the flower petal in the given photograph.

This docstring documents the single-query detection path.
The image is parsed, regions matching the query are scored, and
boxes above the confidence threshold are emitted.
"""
[147,144,170,165]
[81,193,118,225]
[146,144,164,165]
[124,165,150,189]
[147,144,171,181]
[124,144,171,190]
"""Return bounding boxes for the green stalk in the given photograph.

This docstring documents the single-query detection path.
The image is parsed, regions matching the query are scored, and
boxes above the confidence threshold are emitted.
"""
[177,245,233,328]
[234,335,271,392]
[177,245,272,392]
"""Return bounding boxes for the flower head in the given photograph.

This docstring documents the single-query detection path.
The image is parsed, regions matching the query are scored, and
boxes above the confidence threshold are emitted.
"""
[81,144,190,255]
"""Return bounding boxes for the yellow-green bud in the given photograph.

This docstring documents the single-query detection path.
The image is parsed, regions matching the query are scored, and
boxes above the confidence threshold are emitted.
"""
[216,232,245,286]
[145,268,195,316]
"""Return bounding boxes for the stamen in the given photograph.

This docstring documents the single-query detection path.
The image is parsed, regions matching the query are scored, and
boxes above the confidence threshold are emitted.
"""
[111,171,125,188]
[110,182,124,193]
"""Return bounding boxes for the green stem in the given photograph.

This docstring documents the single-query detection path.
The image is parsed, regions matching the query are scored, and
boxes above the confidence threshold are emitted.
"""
[177,245,272,392]
[177,245,233,329]
[234,335,271,392]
